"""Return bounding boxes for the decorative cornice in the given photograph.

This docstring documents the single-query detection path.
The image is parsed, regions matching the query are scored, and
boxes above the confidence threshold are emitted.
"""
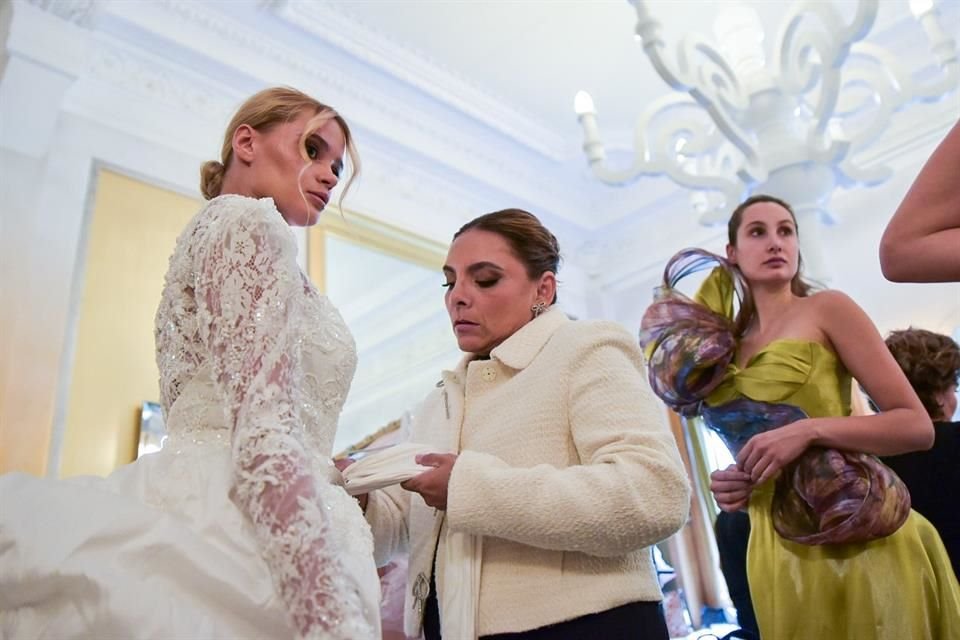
[272,0,569,162]
[17,0,589,226]
[26,0,96,26]
[86,40,238,124]
[139,0,588,224]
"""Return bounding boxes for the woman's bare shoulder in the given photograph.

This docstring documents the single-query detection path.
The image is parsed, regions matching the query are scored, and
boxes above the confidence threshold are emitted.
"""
[803,289,860,315]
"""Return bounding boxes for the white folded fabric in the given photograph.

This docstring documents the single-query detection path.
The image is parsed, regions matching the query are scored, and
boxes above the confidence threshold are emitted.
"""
[341,443,439,496]
[440,528,481,640]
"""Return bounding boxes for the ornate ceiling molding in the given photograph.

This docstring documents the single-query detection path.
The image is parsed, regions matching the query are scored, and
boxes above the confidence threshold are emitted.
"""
[26,0,96,26]
[270,0,570,162]
[135,1,589,225]
[86,41,238,124]
[13,0,591,228]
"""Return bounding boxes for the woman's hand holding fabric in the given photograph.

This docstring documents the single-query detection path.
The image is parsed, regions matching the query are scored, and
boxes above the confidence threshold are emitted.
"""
[710,465,755,512]
[402,453,458,510]
[736,420,814,485]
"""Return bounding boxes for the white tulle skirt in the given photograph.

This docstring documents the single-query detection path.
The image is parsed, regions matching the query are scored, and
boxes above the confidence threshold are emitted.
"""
[0,444,381,639]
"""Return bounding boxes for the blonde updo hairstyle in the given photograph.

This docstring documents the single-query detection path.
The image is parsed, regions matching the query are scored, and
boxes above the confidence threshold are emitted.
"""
[200,87,359,207]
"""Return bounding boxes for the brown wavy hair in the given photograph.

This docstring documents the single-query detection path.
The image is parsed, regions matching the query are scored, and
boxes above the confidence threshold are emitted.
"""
[200,86,359,207]
[454,208,561,303]
[885,328,960,419]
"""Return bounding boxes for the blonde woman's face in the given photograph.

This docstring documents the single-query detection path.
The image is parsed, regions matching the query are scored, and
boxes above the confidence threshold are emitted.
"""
[252,110,346,226]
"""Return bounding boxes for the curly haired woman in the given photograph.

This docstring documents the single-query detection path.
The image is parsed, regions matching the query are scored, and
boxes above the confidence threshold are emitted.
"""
[882,328,960,578]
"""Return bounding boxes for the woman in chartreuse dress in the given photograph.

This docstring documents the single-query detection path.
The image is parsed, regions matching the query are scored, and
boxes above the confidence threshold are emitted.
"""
[643,194,960,639]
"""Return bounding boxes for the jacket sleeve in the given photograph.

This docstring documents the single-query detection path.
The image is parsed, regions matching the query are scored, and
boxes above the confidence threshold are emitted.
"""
[445,324,690,557]
[195,200,372,639]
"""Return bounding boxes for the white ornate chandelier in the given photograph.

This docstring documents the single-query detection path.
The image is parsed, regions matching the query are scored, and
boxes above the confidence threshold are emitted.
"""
[575,0,958,280]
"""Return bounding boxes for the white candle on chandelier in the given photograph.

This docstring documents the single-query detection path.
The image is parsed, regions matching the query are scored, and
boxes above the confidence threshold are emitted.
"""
[574,90,605,163]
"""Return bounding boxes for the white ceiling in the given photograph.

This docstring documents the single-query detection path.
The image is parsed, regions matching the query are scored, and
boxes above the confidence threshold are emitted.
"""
[317,0,927,146]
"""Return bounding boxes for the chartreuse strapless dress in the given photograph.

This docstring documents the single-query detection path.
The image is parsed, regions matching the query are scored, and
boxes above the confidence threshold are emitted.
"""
[706,339,960,639]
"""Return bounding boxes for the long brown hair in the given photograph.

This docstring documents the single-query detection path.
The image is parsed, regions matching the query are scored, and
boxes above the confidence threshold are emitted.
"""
[200,87,360,208]
[727,194,816,337]
[454,208,561,303]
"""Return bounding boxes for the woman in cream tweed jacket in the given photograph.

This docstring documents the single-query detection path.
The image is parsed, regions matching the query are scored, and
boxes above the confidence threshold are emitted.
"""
[362,209,690,640]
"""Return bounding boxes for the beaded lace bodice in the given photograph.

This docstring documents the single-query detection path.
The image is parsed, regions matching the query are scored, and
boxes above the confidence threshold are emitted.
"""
[153,194,371,639]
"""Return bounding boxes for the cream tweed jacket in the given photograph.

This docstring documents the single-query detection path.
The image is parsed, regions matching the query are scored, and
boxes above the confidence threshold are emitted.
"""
[365,307,690,637]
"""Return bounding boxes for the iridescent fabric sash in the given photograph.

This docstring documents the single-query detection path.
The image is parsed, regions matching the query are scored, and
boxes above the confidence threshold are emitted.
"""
[640,249,911,545]
[638,250,742,416]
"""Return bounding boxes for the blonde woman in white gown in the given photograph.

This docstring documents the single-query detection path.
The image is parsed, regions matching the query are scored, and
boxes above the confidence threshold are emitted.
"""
[0,87,381,640]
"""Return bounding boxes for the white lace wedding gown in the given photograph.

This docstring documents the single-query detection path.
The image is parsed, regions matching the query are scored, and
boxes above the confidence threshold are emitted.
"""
[0,195,381,639]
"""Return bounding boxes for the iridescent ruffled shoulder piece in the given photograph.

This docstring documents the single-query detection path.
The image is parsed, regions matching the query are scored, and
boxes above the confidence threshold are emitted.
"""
[639,248,744,416]
[639,248,911,546]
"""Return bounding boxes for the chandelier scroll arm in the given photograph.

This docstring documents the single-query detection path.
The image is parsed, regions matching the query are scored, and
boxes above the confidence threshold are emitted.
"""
[839,44,913,148]
[837,0,880,51]
[776,0,879,142]
[581,93,749,211]
[629,0,758,165]
[628,0,687,93]
[638,97,749,220]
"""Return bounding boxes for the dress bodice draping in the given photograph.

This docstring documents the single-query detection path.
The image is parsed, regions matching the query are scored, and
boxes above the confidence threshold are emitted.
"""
[706,338,850,418]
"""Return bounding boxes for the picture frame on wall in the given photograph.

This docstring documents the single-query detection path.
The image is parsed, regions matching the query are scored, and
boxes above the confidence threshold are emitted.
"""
[138,401,167,458]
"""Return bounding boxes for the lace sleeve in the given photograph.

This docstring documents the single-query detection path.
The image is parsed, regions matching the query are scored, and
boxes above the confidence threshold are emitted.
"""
[196,203,371,639]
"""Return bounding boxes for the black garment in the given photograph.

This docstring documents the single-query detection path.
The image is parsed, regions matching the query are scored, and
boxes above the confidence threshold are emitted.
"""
[882,420,960,579]
[424,578,667,640]
[424,572,441,640]
[714,510,760,638]
[482,601,668,640]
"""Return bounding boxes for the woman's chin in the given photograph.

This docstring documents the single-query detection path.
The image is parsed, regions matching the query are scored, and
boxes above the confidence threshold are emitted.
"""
[282,206,322,227]
[745,269,795,286]
[456,336,488,355]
